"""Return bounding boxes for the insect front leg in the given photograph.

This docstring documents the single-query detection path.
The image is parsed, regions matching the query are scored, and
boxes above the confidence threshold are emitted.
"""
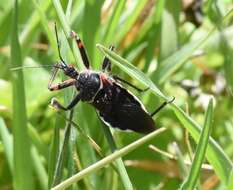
[102,45,114,72]
[51,93,81,111]
[150,97,175,117]
[48,78,76,91]
[112,75,149,93]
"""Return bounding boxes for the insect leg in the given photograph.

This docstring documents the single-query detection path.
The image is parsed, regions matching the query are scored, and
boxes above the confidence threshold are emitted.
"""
[48,78,76,91]
[102,45,114,72]
[113,75,149,93]
[150,97,175,117]
[51,93,81,110]
[70,31,90,69]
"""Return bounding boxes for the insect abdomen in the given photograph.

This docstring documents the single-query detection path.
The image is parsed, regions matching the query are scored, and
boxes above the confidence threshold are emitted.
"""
[92,83,155,134]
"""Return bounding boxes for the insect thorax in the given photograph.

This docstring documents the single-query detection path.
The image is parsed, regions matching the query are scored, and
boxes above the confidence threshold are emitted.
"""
[76,71,102,102]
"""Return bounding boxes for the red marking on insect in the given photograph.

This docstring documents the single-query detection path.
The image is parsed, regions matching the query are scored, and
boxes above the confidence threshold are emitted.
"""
[100,73,112,86]
[78,42,84,48]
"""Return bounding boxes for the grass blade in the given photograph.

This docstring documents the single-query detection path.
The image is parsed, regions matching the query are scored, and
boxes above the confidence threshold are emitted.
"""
[159,1,180,60]
[154,9,233,84]
[101,124,133,190]
[180,98,214,190]
[51,128,166,190]
[31,147,48,190]
[144,0,165,71]
[97,44,233,185]
[11,1,34,189]
[227,169,233,190]
[103,0,126,44]
[48,116,62,188]
[52,0,84,70]
[97,44,167,99]
[173,105,232,185]
[116,0,149,43]
[0,118,13,172]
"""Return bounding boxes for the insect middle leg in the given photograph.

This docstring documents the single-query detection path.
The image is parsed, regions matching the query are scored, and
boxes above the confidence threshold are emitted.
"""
[150,97,175,117]
[51,94,81,111]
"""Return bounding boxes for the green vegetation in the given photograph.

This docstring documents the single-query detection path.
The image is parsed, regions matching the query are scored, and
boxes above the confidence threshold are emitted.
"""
[0,0,233,190]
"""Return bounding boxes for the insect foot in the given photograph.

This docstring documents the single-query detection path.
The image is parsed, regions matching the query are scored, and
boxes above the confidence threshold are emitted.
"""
[50,98,62,110]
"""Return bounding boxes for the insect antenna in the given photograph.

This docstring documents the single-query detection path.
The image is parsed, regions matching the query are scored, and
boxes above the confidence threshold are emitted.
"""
[11,64,57,71]
[54,22,66,67]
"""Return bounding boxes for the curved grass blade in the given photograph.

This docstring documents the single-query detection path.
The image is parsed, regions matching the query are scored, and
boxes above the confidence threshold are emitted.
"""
[11,1,34,189]
[115,0,149,43]
[154,9,233,84]
[31,147,48,190]
[227,169,233,190]
[48,116,62,189]
[51,128,167,190]
[103,0,126,44]
[180,98,214,190]
[20,0,51,48]
[0,118,13,172]
[173,105,232,185]
[52,0,84,70]
[97,44,233,185]
[32,0,57,58]
[144,0,165,71]
[101,123,133,190]
[97,44,166,100]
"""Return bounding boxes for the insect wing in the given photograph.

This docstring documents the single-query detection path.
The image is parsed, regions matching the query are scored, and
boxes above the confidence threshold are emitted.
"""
[99,94,155,134]
[114,103,155,134]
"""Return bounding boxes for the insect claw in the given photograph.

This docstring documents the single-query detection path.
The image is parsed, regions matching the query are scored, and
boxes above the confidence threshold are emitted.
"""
[167,96,175,104]
[70,30,77,39]
[141,87,150,93]
[50,98,61,110]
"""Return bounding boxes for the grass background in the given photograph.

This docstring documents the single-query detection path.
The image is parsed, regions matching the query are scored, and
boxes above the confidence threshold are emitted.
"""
[0,0,233,189]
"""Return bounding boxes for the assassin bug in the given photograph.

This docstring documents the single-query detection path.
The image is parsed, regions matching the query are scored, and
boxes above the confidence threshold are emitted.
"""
[49,25,174,134]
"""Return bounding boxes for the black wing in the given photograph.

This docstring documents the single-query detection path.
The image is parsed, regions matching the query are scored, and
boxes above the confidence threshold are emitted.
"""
[99,103,155,134]
[96,83,155,134]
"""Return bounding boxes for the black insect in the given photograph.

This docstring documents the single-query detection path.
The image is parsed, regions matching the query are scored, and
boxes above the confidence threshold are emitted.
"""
[49,25,174,134]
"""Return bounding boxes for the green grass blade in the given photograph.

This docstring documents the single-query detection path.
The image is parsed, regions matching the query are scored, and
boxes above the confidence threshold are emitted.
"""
[32,0,57,58]
[48,116,62,189]
[173,105,232,185]
[52,0,84,70]
[31,147,48,190]
[19,0,51,47]
[96,44,233,185]
[0,118,13,172]
[51,128,167,190]
[180,98,214,190]
[227,169,233,190]
[116,0,149,43]
[101,125,133,190]
[97,44,166,100]
[159,1,180,60]
[103,0,126,44]
[11,1,34,189]
[154,9,233,84]
[82,1,103,67]
[144,0,165,71]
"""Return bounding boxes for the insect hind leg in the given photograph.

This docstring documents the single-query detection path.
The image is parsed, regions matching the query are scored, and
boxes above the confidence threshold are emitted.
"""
[113,75,149,93]
[102,45,114,72]
[150,97,175,117]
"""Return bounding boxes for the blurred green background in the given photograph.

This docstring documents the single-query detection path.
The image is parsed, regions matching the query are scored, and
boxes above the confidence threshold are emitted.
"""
[0,0,233,189]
